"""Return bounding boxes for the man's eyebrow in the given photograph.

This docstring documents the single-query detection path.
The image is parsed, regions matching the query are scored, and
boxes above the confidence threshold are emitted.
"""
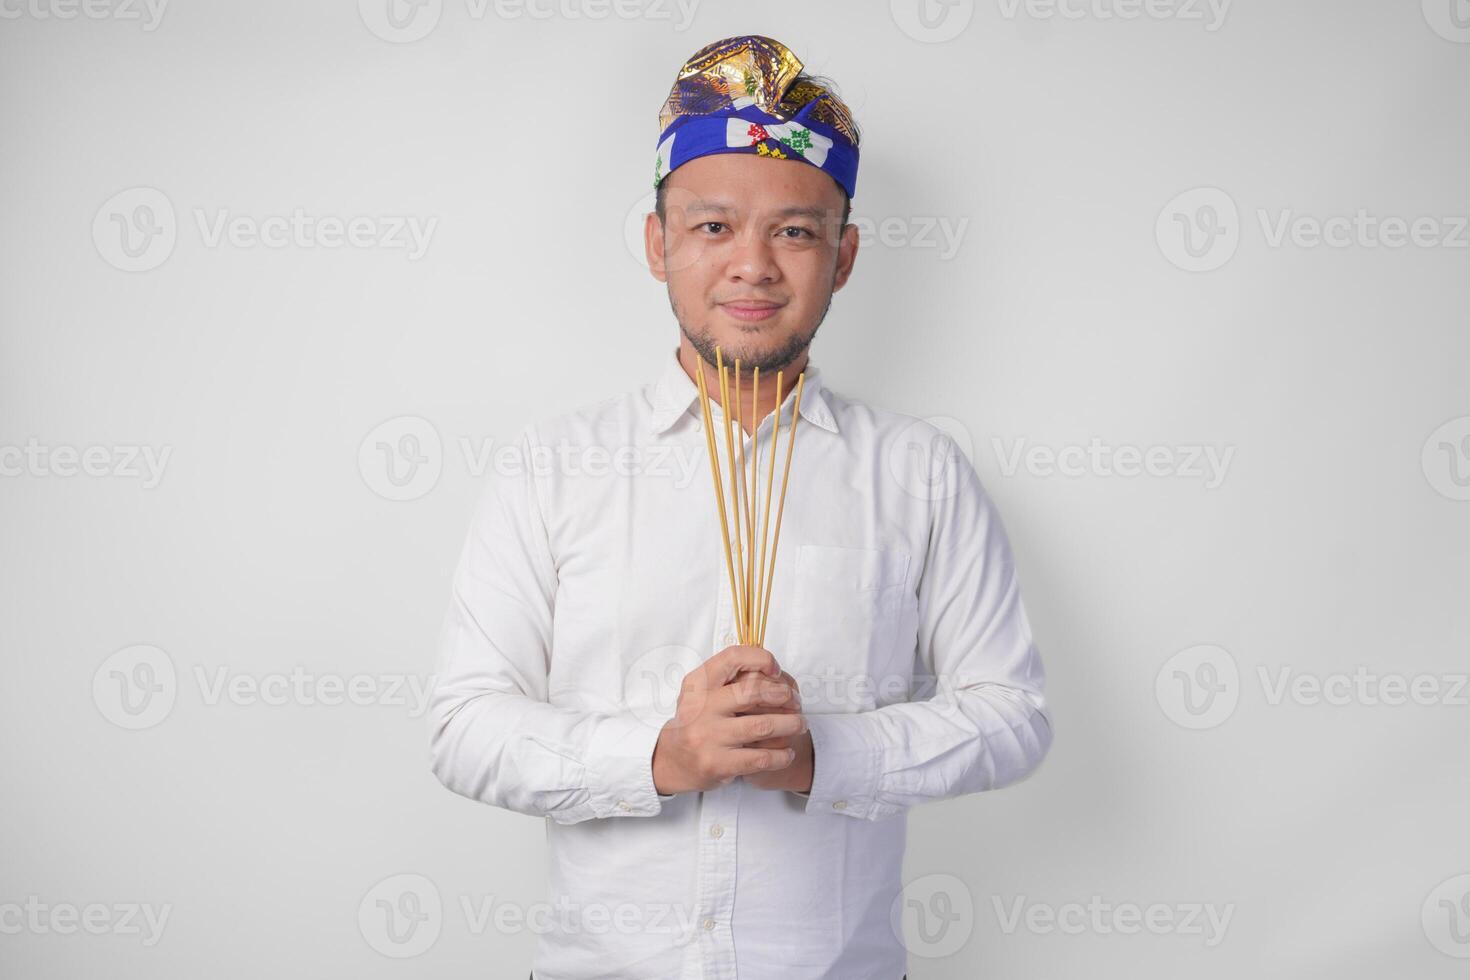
[773,205,830,221]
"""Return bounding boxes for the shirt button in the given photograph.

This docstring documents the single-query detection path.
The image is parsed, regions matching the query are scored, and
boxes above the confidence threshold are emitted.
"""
[709,823,723,838]
[832,800,847,810]
[721,632,735,646]
[702,917,716,930]
[617,801,631,811]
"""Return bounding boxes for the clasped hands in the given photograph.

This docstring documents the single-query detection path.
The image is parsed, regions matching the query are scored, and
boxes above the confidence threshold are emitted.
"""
[651,644,812,795]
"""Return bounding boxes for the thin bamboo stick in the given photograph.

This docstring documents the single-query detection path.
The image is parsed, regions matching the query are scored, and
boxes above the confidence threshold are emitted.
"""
[758,372,804,646]
[747,367,759,643]
[695,355,741,636]
[754,371,782,639]
[732,364,746,590]
[719,352,748,644]
[734,361,754,642]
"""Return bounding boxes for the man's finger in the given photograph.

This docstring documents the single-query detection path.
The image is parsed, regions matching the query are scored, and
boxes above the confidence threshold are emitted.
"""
[700,645,782,689]
[746,735,794,750]
[729,746,797,776]
[718,677,797,716]
[717,711,806,747]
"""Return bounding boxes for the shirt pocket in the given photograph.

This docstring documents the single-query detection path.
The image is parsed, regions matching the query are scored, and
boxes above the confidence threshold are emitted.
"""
[785,544,911,711]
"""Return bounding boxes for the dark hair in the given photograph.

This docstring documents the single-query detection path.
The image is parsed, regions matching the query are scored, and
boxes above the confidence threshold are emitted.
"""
[655,71,857,232]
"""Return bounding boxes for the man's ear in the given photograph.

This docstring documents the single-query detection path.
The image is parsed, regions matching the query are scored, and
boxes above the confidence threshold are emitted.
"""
[831,221,860,292]
[644,210,668,282]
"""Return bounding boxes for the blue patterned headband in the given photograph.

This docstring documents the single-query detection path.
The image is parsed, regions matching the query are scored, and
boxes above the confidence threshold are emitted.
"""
[653,35,860,200]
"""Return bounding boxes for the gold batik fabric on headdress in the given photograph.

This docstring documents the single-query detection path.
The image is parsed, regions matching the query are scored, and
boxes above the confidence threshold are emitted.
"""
[653,35,860,198]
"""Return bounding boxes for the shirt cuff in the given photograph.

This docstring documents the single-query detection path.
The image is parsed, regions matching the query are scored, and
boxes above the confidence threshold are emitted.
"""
[801,712,890,820]
[582,712,666,819]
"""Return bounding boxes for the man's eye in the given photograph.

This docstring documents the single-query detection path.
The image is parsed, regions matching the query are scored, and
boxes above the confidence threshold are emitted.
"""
[780,226,815,239]
[699,222,726,234]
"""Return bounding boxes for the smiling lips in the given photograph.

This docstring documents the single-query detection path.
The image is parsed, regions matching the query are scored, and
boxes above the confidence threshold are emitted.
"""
[719,299,784,322]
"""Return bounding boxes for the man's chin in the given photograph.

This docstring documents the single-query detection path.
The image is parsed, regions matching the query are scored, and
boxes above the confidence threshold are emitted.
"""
[682,322,812,375]
[717,348,805,377]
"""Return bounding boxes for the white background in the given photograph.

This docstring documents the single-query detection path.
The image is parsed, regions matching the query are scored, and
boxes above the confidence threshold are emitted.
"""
[2,0,1468,976]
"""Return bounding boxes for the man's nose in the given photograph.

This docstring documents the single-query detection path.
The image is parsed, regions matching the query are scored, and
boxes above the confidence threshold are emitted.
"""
[725,228,779,282]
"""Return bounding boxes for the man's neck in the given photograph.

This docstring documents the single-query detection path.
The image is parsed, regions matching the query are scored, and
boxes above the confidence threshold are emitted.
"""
[677,341,808,437]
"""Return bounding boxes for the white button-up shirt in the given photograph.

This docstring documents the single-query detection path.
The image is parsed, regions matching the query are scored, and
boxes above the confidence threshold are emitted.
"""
[428,347,1053,980]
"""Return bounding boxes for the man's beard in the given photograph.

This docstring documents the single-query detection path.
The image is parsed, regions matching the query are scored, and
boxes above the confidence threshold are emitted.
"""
[670,283,834,376]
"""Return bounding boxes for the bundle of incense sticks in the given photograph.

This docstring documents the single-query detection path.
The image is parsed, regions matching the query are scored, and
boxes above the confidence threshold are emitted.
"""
[694,346,805,649]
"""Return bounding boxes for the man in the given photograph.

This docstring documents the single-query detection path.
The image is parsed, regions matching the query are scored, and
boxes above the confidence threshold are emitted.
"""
[428,34,1053,980]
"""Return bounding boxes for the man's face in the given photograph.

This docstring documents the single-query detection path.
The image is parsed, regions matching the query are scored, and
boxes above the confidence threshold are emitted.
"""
[645,153,859,374]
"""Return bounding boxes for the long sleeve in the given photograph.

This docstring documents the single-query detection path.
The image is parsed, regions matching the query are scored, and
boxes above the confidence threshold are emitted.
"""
[794,431,1053,820]
[426,425,671,825]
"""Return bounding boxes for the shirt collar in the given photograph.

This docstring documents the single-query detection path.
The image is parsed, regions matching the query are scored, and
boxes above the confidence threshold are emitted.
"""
[648,346,838,437]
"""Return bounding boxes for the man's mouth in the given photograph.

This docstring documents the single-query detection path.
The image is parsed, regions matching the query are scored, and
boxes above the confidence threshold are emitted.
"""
[719,300,784,322]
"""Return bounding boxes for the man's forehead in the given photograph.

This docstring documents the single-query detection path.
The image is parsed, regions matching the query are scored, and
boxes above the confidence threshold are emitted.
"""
[663,153,843,213]
[681,199,835,220]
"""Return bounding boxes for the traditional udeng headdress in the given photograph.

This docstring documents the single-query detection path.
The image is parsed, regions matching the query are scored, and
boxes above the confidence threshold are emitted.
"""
[653,35,860,199]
